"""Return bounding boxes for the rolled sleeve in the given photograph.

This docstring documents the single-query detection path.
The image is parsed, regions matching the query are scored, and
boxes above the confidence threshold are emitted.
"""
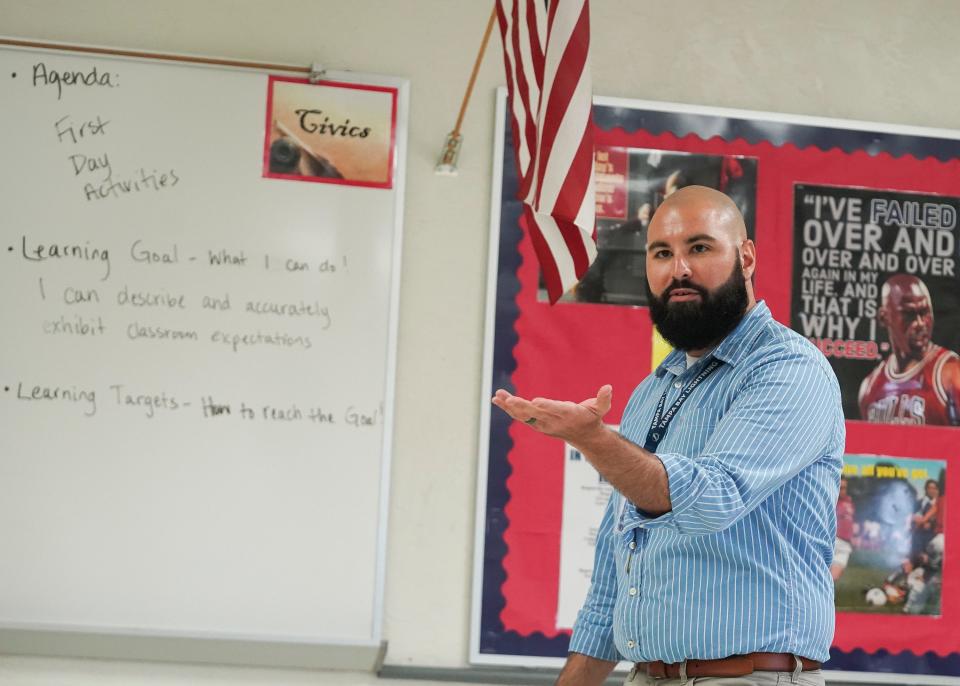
[635,350,843,536]
[569,493,622,662]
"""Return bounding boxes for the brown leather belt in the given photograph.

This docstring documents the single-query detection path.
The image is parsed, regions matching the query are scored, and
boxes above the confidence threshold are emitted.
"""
[637,653,821,679]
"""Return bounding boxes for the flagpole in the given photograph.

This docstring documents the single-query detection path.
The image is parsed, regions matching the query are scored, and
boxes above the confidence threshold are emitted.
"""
[435,4,498,175]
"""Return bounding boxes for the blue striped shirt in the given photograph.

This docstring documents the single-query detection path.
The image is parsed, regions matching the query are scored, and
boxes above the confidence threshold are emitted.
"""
[569,301,844,664]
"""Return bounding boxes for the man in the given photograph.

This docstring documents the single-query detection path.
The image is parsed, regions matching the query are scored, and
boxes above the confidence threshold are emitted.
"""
[890,481,944,615]
[909,479,940,559]
[858,274,960,425]
[917,528,945,615]
[924,492,946,615]
[493,186,844,685]
[832,476,857,582]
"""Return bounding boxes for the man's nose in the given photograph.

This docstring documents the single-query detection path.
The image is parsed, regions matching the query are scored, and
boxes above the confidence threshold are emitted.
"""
[672,255,692,280]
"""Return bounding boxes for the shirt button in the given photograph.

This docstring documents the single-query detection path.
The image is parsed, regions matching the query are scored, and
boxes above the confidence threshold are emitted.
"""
[629,541,637,550]
[673,380,682,389]
[627,640,636,649]
[629,587,638,596]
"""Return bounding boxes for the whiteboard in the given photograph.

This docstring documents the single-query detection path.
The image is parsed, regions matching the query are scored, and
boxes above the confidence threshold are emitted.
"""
[0,40,407,669]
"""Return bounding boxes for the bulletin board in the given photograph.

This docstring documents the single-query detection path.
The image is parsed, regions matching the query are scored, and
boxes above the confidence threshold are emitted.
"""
[472,87,960,683]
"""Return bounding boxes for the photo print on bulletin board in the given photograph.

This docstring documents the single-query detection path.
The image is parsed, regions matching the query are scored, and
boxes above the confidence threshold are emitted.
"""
[834,454,946,617]
[791,184,960,425]
[263,76,397,188]
[554,148,758,307]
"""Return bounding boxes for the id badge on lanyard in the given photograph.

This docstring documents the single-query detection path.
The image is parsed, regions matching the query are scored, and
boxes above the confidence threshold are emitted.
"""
[643,358,722,453]
[615,358,722,528]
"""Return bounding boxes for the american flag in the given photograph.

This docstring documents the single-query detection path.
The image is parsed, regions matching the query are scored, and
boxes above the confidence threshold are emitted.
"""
[496,0,596,304]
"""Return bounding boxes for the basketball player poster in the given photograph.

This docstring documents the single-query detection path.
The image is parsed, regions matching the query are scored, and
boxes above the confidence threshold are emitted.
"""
[790,184,960,426]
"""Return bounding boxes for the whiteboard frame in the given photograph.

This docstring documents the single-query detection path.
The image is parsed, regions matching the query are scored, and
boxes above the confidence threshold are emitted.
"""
[471,86,960,685]
[0,37,408,671]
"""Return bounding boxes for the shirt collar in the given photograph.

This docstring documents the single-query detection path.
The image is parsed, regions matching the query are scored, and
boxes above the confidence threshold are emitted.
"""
[653,300,771,377]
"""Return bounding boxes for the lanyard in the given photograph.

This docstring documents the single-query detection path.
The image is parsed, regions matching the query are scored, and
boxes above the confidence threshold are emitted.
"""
[643,358,722,452]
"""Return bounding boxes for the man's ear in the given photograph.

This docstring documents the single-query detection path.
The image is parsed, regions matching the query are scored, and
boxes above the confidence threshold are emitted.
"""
[878,306,890,329]
[740,239,757,279]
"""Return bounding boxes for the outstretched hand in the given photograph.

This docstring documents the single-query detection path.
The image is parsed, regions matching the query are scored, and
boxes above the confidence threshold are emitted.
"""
[491,385,613,443]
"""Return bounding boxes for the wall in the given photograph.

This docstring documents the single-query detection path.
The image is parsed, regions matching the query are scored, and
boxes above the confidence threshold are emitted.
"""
[0,1,958,684]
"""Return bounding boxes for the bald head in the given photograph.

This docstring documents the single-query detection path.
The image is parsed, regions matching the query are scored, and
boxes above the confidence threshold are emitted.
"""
[649,185,748,245]
[879,274,934,361]
[882,274,931,308]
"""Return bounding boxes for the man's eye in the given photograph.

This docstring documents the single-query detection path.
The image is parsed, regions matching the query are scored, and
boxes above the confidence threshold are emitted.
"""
[691,244,709,253]
[653,250,671,259]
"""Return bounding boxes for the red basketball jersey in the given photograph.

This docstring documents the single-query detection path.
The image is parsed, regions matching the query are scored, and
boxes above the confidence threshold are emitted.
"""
[858,345,959,425]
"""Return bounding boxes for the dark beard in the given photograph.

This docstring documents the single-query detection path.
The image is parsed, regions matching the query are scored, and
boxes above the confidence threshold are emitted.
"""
[645,256,749,351]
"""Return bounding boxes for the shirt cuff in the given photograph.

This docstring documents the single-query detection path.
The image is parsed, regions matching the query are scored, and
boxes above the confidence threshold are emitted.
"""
[569,610,622,662]
[630,452,691,530]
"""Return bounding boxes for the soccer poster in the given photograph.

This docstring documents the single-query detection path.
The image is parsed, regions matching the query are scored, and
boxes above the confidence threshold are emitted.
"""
[474,91,960,681]
[833,455,946,616]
